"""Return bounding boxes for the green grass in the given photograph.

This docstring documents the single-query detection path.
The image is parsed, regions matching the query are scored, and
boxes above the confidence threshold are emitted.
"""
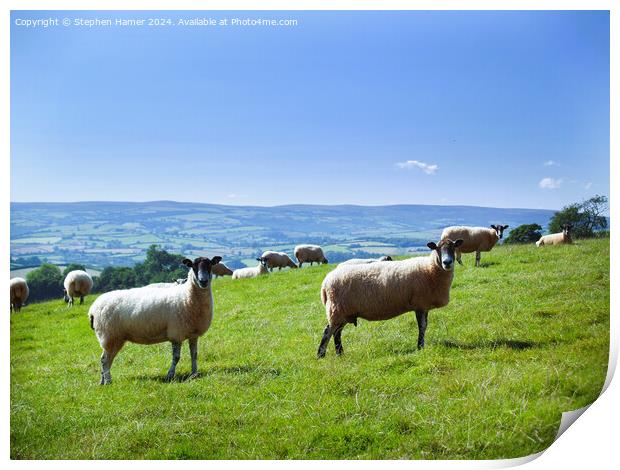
[10,239,609,459]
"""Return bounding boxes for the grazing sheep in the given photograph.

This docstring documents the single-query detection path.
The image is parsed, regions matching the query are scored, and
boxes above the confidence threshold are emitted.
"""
[440,225,508,267]
[212,262,234,277]
[338,255,393,267]
[232,258,269,279]
[294,244,328,267]
[88,256,222,384]
[260,251,298,271]
[536,224,573,247]
[63,270,93,306]
[318,238,463,358]
[10,277,29,313]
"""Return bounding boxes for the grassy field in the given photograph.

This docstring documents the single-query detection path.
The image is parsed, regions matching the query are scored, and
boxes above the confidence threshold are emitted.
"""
[10,239,609,459]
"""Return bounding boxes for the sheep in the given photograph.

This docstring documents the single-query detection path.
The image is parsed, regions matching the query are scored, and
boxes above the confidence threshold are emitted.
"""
[147,282,178,288]
[260,251,298,271]
[317,238,463,358]
[294,244,328,267]
[536,224,573,247]
[63,270,93,306]
[338,255,393,267]
[440,225,508,267]
[10,277,29,313]
[88,256,222,384]
[232,258,269,279]
[212,262,234,277]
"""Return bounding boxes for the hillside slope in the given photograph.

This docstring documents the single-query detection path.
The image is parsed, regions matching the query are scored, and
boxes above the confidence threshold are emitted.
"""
[10,239,609,459]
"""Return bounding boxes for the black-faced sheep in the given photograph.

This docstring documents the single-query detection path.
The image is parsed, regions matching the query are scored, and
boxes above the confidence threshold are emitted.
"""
[88,256,222,384]
[440,225,508,267]
[318,239,463,358]
[260,251,298,271]
[294,244,328,267]
[536,224,573,247]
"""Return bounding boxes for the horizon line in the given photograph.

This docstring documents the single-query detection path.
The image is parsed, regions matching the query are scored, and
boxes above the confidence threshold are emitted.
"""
[9,199,561,213]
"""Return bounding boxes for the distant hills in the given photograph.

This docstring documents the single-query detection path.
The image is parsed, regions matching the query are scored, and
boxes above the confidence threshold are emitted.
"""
[10,201,556,269]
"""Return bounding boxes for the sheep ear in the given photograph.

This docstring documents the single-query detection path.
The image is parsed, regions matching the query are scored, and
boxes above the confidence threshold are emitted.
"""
[503,225,509,229]
[256,257,262,261]
[211,256,222,265]
[182,259,193,268]
[427,242,437,250]
[454,239,464,248]
[490,224,497,230]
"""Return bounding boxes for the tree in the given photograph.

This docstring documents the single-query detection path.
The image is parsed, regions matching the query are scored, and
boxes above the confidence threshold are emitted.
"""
[134,245,187,284]
[548,195,608,238]
[62,263,86,277]
[504,224,543,244]
[26,264,63,302]
[96,266,138,292]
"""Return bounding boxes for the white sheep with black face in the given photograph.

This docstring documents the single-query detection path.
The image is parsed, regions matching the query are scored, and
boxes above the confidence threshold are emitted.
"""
[88,255,222,384]
[260,251,298,271]
[294,245,328,267]
[536,224,573,247]
[440,225,508,267]
[318,239,463,358]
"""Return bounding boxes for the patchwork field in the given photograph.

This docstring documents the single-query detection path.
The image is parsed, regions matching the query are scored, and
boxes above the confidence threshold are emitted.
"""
[10,239,609,459]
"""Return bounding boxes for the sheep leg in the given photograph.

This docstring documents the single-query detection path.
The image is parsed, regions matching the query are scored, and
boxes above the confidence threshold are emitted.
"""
[317,325,334,358]
[475,251,481,267]
[189,337,199,377]
[415,310,428,349]
[100,342,123,385]
[166,341,182,382]
[333,324,345,356]
[80,296,84,305]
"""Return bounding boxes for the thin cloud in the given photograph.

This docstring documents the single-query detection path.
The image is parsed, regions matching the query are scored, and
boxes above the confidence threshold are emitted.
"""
[396,160,439,175]
[227,193,247,199]
[543,160,557,166]
[584,182,593,190]
[539,177,562,189]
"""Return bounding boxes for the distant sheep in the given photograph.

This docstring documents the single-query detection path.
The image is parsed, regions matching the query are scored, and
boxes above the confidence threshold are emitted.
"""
[63,270,93,306]
[260,251,298,271]
[232,258,269,279]
[318,239,463,357]
[440,225,508,267]
[294,244,328,267]
[88,256,222,384]
[10,277,29,313]
[536,224,573,247]
[212,263,234,277]
[338,255,393,267]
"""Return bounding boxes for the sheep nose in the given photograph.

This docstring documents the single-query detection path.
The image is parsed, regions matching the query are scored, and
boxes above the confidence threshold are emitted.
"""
[443,259,453,267]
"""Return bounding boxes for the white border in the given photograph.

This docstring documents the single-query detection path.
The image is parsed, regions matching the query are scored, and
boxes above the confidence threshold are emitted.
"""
[2,1,617,468]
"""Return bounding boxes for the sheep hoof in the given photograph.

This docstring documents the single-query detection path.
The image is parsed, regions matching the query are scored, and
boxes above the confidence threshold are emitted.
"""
[165,374,176,382]
[317,350,326,359]
[188,372,200,380]
[336,348,344,356]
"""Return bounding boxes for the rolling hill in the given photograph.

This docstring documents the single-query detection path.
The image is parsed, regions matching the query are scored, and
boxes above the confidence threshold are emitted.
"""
[10,201,555,269]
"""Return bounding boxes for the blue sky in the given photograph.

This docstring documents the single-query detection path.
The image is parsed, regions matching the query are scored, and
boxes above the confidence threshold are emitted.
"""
[11,10,609,209]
